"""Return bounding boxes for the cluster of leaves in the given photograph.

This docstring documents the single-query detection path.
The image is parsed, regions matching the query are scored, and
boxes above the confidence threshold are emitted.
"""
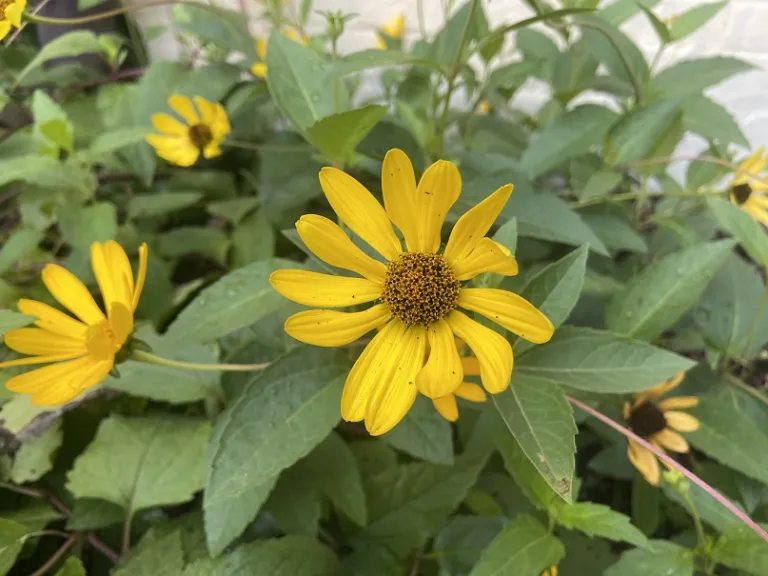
[1,0,768,574]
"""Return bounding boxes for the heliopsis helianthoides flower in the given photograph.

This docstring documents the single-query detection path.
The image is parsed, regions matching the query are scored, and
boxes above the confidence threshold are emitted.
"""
[146,95,231,167]
[729,147,768,226]
[0,241,147,405]
[431,346,486,422]
[251,28,308,78]
[0,0,25,41]
[269,148,555,435]
[624,372,700,485]
[376,13,405,49]
[542,566,558,576]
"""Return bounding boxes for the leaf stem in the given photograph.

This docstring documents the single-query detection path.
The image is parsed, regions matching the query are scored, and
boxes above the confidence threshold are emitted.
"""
[121,505,132,556]
[679,488,707,549]
[29,533,80,576]
[723,373,768,409]
[131,350,269,372]
[23,0,228,25]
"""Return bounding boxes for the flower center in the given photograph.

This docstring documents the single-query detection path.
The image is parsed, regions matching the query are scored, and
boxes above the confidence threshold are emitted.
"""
[381,252,460,326]
[628,402,667,439]
[188,123,213,150]
[731,183,752,205]
[85,321,121,361]
[0,0,10,14]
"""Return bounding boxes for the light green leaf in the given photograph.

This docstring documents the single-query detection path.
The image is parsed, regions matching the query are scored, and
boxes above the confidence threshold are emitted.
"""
[157,227,229,264]
[0,396,51,434]
[553,501,649,548]
[31,90,73,153]
[66,415,210,512]
[17,31,103,84]
[128,192,202,219]
[0,156,90,192]
[67,499,124,531]
[605,239,735,340]
[113,527,184,576]
[493,218,518,254]
[204,347,350,555]
[580,171,622,202]
[0,229,44,275]
[599,0,661,25]
[652,57,754,99]
[515,326,695,392]
[682,95,748,148]
[711,523,768,576]
[579,206,647,253]
[53,557,86,576]
[668,1,727,41]
[265,463,320,536]
[332,49,442,76]
[470,514,565,576]
[495,432,557,511]
[0,519,28,576]
[57,202,117,250]
[306,105,387,163]
[383,395,453,466]
[639,5,670,44]
[10,421,62,483]
[493,374,576,502]
[708,197,768,268]
[604,540,694,576]
[207,198,259,224]
[173,4,256,59]
[88,127,150,157]
[3,503,63,533]
[0,311,34,335]
[606,99,681,164]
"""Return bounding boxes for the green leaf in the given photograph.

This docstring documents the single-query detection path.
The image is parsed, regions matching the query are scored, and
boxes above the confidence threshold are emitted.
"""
[66,415,210,513]
[332,50,442,76]
[495,432,557,510]
[57,202,117,250]
[708,197,768,268]
[606,99,681,164]
[580,170,622,202]
[493,374,576,502]
[31,90,73,153]
[17,31,103,84]
[87,127,151,157]
[0,311,34,335]
[306,105,387,163]
[204,347,349,555]
[0,156,89,192]
[579,206,648,253]
[668,1,727,41]
[711,523,768,576]
[128,192,202,219]
[3,503,63,533]
[434,516,505,576]
[0,519,28,576]
[515,326,695,392]
[604,540,694,576]
[0,229,44,275]
[682,95,748,148]
[113,527,185,576]
[605,239,735,340]
[164,259,298,348]
[599,0,661,25]
[207,198,259,224]
[53,557,86,576]
[232,211,276,267]
[382,395,453,466]
[652,57,754,99]
[67,499,124,531]
[470,514,565,576]
[553,501,649,548]
[519,105,617,177]
[10,421,62,483]
[157,227,230,264]
[639,5,670,43]
[172,4,256,59]
[265,463,321,536]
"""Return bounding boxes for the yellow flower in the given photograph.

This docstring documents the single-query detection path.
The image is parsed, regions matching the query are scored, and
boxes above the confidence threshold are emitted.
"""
[0,0,25,41]
[0,241,148,406]
[729,147,768,226]
[542,566,558,576]
[376,13,405,50]
[251,28,307,78]
[624,372,700,485]
[477,101,491,115]
[269,148,554,435]
[431,353,486,422]
[146,95,231,168]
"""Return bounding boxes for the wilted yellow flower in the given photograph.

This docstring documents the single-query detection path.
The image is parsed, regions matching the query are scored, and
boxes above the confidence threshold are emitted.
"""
[624,372,700,485]
[251,28,308,77]
[270,148,554,435]
[0,241,148,405]
[376,13,405,49]
[0,0,25,41]
[729,148,768,226]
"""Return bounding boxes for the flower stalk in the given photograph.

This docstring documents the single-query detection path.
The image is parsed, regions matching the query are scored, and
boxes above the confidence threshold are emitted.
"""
[130,350,269,373]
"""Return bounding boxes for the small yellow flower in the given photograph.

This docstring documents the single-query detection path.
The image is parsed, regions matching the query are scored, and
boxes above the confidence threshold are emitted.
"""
[0,241,148,406]
[376,14,405,50]
[269,148,554,435]
[729,147,768,227]
[0,0,25,41]
[251,28,307,78]
[477,101,491,115]
[146,95,231,168]
[624,372,700,485]
[542,567,558,576]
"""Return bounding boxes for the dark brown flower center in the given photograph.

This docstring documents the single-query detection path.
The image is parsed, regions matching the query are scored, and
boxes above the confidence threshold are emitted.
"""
[731,183,752,205]
[188,123,213,150]
[628,402,667,438]
[381,252,460,326]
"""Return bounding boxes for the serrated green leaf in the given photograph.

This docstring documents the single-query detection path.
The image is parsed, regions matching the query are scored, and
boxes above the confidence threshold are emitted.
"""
[10,421,62,483]
[67,498,124,531]
[0,519,28,576]
[0,311,34,335]
[606,99,681,164]
[606,239,735,340]
[553,501,649,548]
[383,395,453,466]
[668,1,727,41]
[434,516,505,576]
[711,523,768,576]
[652,57,753,99]
[495,432,556,510]
[53,557,86,576]
[265,462,321,536]
[306,105,387,163]
[0,229,44,275]
[113,527,185,576]
[682,95,748,148]
[708,197,768,268]
[604,540,693,576]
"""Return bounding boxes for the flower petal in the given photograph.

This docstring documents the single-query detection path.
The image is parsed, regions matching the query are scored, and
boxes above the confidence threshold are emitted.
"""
[193,96,217,128]
[664,411,700,433]
[319,167,402,261]
[29,359,112,406]
[447,310,513,394]
[17,299,88,339]
[211,102,231,137]
[157,143,200,167]
[132,243,149,311]
[739,147,767,178]
[462,355,480,376]
[90,243,118,315]
[151,113,188,135]
[296,215,387,282]
[41,264,105,326]
[0,353,85,369]
[634,372,686,406]
[451,238,518,280]
[3,328,87,356]
[432,394,458,422]
[744,202,768,226]
[444,184,513,264]
[415,159,461,253]
[627,439,660,485]
[168,95,199,125]
[270,270,382,308]
[654,429,689,453]
[285,305,391,347]
[4,2,23,27]
[416,319,463,398]
[381,149,419,252]
[6,355,95,394]
[0,21,11,41]
[458,288,554,344]
[109,302,134,349]
[251,62,267,77]
[657,396,699,411]
[454,382,486,403]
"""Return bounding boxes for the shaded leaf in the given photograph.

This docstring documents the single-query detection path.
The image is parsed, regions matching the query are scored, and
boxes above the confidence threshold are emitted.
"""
[383,395,453,466]
[604,540,693,576]
[552,501,649,548]
[0,311,34,336]
[711,523,768,576]
[708,197,768,268]
[606,99,681,164]
[434,516,506,576]
[0,519,28,576]
[10,421,62,483]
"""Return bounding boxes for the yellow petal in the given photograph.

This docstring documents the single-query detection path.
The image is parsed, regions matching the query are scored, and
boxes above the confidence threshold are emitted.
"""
[168,95,199,125]
[416,319,463,398]
[462,355,480,376]
[90,243,117,315]
[269,270,382,308]
[451,238,519,280]
[458,288,554,344]
[41,264,105,326]
[203,143,223,159]
[211,102,231,137]
[193,96,217,128]
[3,328,86,356]
[4,2,23,27]
[744,203,768,227]
[444,184,513,264]
[381,149,419,252]
[104,241,134,304]
[447,310,513,394]
[319,167,402,261]
[155,142,200,167]
[6,355,94,394]
[454,382,486,403]
[0,353,85,369]
[664,411,700,433]
[634,372,686,407]
[17,299,88,340]
[627,439,660,485]
[432,395,458,422]
[109,302,134,349]
[296,215,387,282]
[251,62,267,78]
[739,147,767,177]
[0,21,11,41]
[31,359,112,406]
[654,429,689,453]
[415,159,461,253]
[151,113,188,135]
[285,305,391,346]
[133,243,148,311]
[657,396,699,411]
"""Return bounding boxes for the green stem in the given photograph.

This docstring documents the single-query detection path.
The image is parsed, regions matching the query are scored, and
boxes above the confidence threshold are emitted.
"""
[24,0,228,26]
[723,373,768,409]
[223,139,312,152]
[680,489,707,549]
[131,350,269,372]
[576,187,726,207]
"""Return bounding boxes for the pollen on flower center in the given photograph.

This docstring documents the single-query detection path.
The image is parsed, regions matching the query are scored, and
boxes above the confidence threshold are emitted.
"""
[85,321,120,361]
[731,183,752,205]
[188,124,213,150]
[381,252,460,326]
[628,402,667,438]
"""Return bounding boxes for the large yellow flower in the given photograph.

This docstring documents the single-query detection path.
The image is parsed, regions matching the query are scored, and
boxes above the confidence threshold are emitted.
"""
[146,95,230,167]
[729,147,768,226]
[376,14,405,49]
[0,0,25,41]
[0,241,148,405]
[251,29,307,78]
[624,372,700,485]
[269,149,554,435]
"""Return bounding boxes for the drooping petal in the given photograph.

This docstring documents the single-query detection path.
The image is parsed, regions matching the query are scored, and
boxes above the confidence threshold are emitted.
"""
[654,429,689,453]
[416,319,463,398]
[738,147,767,179]
[5,355,95,394]
[657,396,699,411]
[447,310,513,394]
[132,243,149,311]
[168,95,200,125]
[415,159,461,253]
[319,167,402,261]
[109,302,134,349]
[103,241,134,307]
[269,270,382,308]
[285,305,391,347]
[0,353,85,369]
[454,382,486,403]
[462,355,480,376]
[381,149,419,251]
[627,440,660,485]
[17,299,88,340]
[0,21,11,41]
[444,184,513,264]
[664,411,700,433]
[3,328,87,356]
[151,114,188,136]
[29,359,112,406]
[41,264,105,326]
[296,215,387,282]
[432,395,458,422]
[4,1,24,27]
[458,288,554,344]
[90,243,117,316]
[451,238,518,280]
[202,143,223,159]
[211,102,232,137]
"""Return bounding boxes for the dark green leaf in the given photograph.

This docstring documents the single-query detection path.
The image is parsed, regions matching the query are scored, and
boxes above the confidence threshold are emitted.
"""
[652,57,754,99]
[606,99,681,164]
[67,499,124,531]
[495,432,557,510]
[552,501,649,547]
[0,229,43,276]
[207,198,259,224]
[17,31,103,83]
[604,541,693,576]
[113,527,184,576]
[579,206,647,253]
[708,197,768,268]
[53,557,86,576]
[265,463,321,536]
[128,192,202,219]
[580,171,622,202]
[434,516,505,576]
[3,503,63,533]
[306,105,387,163]
[383,396,453,466]
[0,519,29,576]
[157,227,229,264]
